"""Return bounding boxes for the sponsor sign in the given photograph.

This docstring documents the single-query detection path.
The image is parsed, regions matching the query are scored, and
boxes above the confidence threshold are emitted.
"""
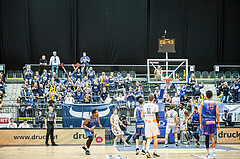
[0,128,105,145]
[217,128,240,143]
[0,113,11,128]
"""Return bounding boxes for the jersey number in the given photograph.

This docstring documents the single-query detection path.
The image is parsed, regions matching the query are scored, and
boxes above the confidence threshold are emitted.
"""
[147,108,151,114]
[206,103,214,110]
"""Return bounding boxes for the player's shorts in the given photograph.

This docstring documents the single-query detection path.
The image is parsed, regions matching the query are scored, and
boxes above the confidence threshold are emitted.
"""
[202,120,216,135]
[111,126,124,137]
[177,122,187,134]
[84,129,94,137]
[166,123,177,134]
[136,123,145,137]
[145,122,160,139]
[192,124,200,134]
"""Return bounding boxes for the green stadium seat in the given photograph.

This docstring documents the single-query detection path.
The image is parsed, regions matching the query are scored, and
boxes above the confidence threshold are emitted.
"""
[15,70,22,78]
[202,71,209,78]
[217,71,224,78]
[129,71,136,78]
[7,70,14,78]
[225,71,231,78]
[232,71,239,78]
[195,71,201,78]
[210,71,215,78]
[121,71,127,78]
[58,70,63,78]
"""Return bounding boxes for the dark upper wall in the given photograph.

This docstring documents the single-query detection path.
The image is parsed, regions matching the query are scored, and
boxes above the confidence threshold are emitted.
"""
[0,0,239,70]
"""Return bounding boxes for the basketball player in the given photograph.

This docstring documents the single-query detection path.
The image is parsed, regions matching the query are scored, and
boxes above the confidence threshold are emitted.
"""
[82,109,102,155]
[110,108,130,147]
[164,104,178,147]
[177,103,190,146]
[200,90,220,159]
[141,94,160,158]
[188,105,200,147]
[134,98,146,155]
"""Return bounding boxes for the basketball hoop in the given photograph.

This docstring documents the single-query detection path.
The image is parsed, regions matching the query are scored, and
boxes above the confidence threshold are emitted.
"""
[163,78,174,89]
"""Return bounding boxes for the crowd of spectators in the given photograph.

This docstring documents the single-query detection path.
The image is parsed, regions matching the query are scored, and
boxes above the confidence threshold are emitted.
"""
[0,72,5,108]
[216,77,240,103]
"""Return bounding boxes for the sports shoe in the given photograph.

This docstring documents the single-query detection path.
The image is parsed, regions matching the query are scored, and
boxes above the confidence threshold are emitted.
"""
[196,142,200,148]
[113,143,117,147]
[206,154,211,159]
[153,152,160,158]
[124,142,130,147]
[186,141,191,146]
[212,152,216,158]
[136,148,140,155]
[141,149,146,155]
[175,143,178,146]
[82,146,87,151]
[164,144,168,147]
[146,151,151,158]
[85,150,90,155]
[52,143,58,146]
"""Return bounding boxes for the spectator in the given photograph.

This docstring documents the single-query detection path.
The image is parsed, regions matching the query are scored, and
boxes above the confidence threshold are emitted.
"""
[0,72,4,82]
[0,78,5,94]
[87,67,95,83]
[135,87,144,103]
[198,93,204,103]
[120,115,133,144]
[189,96,197,104]
[74,78,82,89]
[47,92,56,106]
[125,73,133,85]
[231,80,240,103]
[49,51,60,76]
[82,76,91,87]
[56,94,64,104]
[182,95,189,105]
[99,72,106,82]
[32,82,39,97]
[126,86,135,108]
[80,51,90,74]
[134,81,142,92]
[0,92,5,108]
[163,91,171,103]
[83,88,92,100]
[116,72,124,92]
[100,87,109,103]
[154,65,162,81]
[73,68,82,82]
[154,87,160,100]
[38,84,46,103]
[189,73,197,85]
[41,76,49,88]
[41,69,49,81]
[74,86,83,103]
[100,75,110,88]
[179,84,187,100]
[83,94,91,104]
[109,72,116,86]
[192,82,204,96]
[92,80,100,103]
[172,93,180,105]
[222,82,230,103]
[221,110,233,126]
[25,94,35,115]
[114,93,126,106]
[64,86,75,97]
[35,71,42,81]
[18,119,30,128]
[65,78,74,89]
[39,55,48,75]
[24,65,33,85]
[65,93,75,104]
[20,81,31,97]
[217,77,225,96]
[56,83,66,96]
[36,111,45,128]
[7,118,17,128]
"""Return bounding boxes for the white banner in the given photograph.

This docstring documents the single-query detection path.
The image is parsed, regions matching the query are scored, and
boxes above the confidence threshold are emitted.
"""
[0,113,11,128]
[219,104,240,122]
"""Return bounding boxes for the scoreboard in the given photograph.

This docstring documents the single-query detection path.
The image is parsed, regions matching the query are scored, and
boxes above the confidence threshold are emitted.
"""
[158,38,176,53]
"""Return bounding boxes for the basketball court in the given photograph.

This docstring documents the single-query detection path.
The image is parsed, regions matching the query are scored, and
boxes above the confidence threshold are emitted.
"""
[0,143,239,159]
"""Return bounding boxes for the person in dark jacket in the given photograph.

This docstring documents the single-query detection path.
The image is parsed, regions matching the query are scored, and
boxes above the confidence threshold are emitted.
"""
[221,110,233,126]
[36,111,45,128]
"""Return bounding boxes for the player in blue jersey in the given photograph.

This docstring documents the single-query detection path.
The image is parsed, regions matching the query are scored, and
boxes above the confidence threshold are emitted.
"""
[188,105,200,147]
[134,98,146,155]
[82,109,102,155]
[200,90,220,159]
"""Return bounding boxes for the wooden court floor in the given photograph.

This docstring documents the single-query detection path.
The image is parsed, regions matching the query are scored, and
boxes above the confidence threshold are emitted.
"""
[0,144,239,159]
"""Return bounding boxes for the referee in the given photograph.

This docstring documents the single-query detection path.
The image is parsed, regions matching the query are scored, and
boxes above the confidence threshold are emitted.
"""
[45,106,58,146]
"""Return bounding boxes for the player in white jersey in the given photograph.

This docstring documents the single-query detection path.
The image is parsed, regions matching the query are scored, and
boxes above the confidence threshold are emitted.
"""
[164,104,178,147]
[177,103,190,146]
[141,94,160,158]
[110,108,129,147]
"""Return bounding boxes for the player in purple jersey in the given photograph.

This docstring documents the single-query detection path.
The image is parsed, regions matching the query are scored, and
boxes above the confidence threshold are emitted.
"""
[200,90,220,159]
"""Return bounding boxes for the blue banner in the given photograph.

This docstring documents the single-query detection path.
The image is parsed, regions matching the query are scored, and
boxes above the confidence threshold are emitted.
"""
[62,104,117,128]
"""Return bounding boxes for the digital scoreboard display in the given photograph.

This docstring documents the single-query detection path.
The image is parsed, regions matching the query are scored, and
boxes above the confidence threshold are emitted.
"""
[158,38,176,53]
